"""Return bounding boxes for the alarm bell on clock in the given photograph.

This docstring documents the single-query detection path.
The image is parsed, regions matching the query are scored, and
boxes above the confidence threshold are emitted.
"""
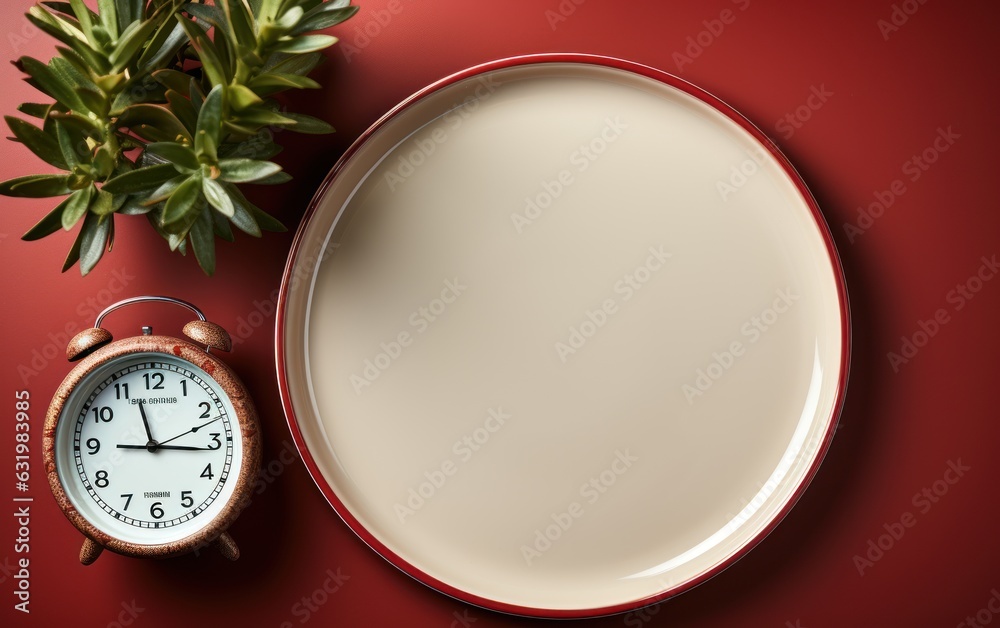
[42,296,262,564]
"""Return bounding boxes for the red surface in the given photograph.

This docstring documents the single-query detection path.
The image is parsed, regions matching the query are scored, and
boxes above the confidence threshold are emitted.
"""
[1,1,997,626]
[276,53,852,619]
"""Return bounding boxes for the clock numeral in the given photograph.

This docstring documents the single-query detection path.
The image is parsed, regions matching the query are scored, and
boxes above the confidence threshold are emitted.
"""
[181,491,194,509]
[91,406,113,423]
[150,502,164,520]
[200,463,214,480]
[94,470,109,488]
[142,372,164,390]
[207,433,221,450]
[180,380,188,396]
[120,493,133,511]
[86,438,101,455]
[198,402,211,419]
[114,382,129,400]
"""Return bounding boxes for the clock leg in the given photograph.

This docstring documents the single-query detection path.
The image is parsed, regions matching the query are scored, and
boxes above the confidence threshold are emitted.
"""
[215,532,240,561]
[80,538,104,565]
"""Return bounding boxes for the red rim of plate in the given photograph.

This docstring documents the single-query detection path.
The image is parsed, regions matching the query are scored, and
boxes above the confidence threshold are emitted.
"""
[275,53,852,619]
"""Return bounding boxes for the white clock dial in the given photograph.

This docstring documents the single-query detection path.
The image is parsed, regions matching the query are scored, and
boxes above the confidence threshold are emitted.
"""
[55,353,243,545]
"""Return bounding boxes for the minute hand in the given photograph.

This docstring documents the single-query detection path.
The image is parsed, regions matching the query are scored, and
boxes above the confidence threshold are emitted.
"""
[157,415,224,446]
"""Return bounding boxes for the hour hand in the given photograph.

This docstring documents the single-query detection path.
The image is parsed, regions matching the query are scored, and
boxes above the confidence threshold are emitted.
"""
[116,444,216,451]
[138,400,154,443]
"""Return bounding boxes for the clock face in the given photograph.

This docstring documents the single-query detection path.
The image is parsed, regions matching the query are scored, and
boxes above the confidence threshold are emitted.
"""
[54,352,243,545]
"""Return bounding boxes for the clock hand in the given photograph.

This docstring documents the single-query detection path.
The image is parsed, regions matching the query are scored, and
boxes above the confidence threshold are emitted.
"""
[116,444,218,451]
[156,415,224,446]
[138,400,154,443]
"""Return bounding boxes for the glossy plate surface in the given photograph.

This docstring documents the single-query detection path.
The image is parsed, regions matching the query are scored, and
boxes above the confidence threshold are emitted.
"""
[277,55,850,618]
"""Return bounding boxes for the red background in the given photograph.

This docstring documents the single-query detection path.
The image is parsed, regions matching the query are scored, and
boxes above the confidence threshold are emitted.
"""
[2,1,998,626]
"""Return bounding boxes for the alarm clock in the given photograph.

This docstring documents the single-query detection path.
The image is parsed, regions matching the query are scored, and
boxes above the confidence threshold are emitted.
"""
[43,296,261,564]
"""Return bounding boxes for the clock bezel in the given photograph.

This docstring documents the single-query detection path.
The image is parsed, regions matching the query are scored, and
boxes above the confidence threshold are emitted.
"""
[44,335,262,559]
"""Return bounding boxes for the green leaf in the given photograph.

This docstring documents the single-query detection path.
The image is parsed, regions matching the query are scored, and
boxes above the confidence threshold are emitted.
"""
[118,195,153,215]
[0,174,72,198]
[115,0,144,30]
[143,174,188,205]
[5,116,67,169]
[228,84,263,110]
[195,85,224,162]
[68,0,97,44]
[202,176,234,217]
[152,69,192,95]
[253,171,292,185]
[221,0,257,49]
[118,104,193,143]
[218,158,281,183]
[283,111,334,134]
[165,90,198,134]
[176,17,228,86]
[79,212,112,275]
[109,17,159,73]
[62,217,84,271]
[22,195,72,241]
[211,205,235,241]
[17,103,52,119]
[61,185,92,229]
[247,72,320,91]
[293,4,358,35]
[48,110,100,135]
[90,187,116,216]
[229,183,285,232]
[109,73,166,114]
[138,20,187,72]
[102,162,179,194]
[74,88,108,117]
[97,0,119,38]
[54,120,83,168]
[27,7,110,73]
[231,106,295,127]
[227,192,261,236]
[145,142,199,171]
[263,51,322,75]
[162,174,202,224]
[189,205,216,275]
[183,3,224,28]
[16,56,86,112]
[50,56,100,95]
[272,34,338,54]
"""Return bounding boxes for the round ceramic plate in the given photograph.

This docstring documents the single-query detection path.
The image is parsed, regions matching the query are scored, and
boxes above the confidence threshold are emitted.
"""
[277,54,849,618]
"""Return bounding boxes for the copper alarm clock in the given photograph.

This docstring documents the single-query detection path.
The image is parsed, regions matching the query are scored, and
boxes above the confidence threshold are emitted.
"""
[43,296,261,564]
